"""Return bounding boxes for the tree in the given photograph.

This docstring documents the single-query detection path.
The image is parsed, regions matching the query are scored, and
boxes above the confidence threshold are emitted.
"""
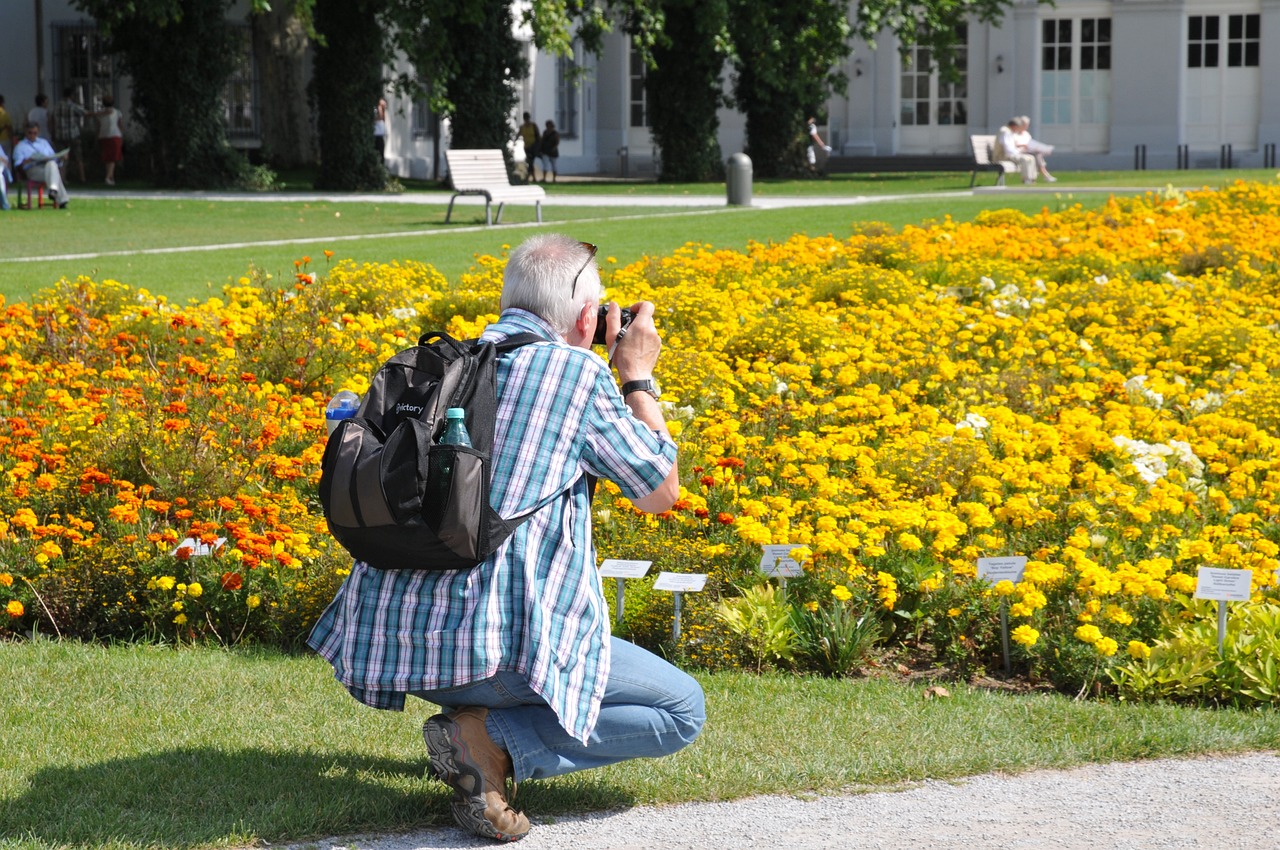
[853,0,1041,80]
[74,0,250,188]
[644,0,729,182]
[311,0,388,190]
[726,1,851,178]
[251,2,316,169]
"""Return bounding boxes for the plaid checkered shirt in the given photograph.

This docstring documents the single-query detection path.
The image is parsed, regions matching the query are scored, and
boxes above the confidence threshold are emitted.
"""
[308,309,676,742]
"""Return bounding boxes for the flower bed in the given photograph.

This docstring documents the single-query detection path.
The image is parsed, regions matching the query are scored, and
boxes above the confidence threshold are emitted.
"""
[3,183,1280,702]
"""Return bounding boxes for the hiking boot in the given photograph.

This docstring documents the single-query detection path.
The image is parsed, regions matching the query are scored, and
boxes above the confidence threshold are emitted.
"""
[423,707,530,842]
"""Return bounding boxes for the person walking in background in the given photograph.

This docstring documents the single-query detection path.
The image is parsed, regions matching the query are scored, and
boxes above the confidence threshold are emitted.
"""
[373,96,388,163]
[51,88,87,183]
[996,116,1037,184]
[92,95,125,186]
[539,119,560,183]
[13,121,70,207]
[0,144,12,211]
[27,94,49,139]
[517,112,541,182]
[0,95,14,159]
[806,116,832,175]
[309,234,705,843]
[1013,115,1056,182]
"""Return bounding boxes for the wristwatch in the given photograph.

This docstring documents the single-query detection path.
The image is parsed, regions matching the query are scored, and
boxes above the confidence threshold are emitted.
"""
[621,378,661,400]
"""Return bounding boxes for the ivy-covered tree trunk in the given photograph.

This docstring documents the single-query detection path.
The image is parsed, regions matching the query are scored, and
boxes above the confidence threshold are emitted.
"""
[98,0,248,188]
[728,1,851,178]
[252,4,315,169]
[312,0,388,191]
[645,0,727,182]
[441,1,523,152]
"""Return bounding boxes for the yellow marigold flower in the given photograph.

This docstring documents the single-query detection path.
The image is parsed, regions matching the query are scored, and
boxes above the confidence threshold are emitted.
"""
[1128,640,1152,660]
[187,582,203,599]
[6,600,23,618]
[897,532,924,552]
[1075,624,1103,645]
[247,595,262,609]
[993,579,1016,597]
[1011,624,1039,648]
[174,613,188,625]
[1166,572,1197,594]
[948,608,961,617]
[1104,604,1133,625]
[831,585,852,602]
[1095,637,1119,657]
[0,573,12,588]
[156,576,176,591]
[172,600,184,612]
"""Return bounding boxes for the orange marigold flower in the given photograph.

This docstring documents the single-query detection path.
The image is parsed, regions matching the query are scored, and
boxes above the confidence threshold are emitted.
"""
[6,600,23,618]
[221,572,243,591]
[717,512,735,525]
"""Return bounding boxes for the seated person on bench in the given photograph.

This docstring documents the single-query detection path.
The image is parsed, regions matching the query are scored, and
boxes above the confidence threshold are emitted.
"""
[13,121,70,207]
[0,145,11,211]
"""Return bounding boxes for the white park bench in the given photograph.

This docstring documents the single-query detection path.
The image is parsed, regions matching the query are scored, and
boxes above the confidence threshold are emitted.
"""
[444,149,545,225]
[969,135,1017,187]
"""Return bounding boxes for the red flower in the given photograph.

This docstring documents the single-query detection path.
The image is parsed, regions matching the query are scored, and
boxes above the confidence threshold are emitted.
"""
[174,546,194,561]
[699,475,715,487]
[220,572,243,591]
[717,512,735,525]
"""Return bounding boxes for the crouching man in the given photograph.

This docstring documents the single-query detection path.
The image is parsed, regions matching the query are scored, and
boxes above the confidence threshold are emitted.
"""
[309,234,705,842]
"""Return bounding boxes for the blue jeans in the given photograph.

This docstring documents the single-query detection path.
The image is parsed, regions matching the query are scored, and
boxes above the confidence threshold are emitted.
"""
[411,638,705,782]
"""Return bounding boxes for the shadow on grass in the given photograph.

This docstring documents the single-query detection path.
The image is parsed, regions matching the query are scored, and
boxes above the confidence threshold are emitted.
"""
[2,747,637,846]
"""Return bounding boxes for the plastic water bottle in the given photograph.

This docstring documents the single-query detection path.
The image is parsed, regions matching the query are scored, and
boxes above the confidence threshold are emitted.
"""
[429,407,473,508]
[439,407,473,448]
[325,390,361,436]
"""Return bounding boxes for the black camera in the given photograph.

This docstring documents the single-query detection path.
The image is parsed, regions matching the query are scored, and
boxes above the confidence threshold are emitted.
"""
[593,306,634,345]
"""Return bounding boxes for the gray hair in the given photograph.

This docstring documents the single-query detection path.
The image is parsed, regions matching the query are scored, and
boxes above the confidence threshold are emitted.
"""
[501,234,602,334]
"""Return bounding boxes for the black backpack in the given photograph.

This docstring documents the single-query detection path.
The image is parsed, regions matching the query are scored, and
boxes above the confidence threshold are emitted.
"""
[319,330,543,571]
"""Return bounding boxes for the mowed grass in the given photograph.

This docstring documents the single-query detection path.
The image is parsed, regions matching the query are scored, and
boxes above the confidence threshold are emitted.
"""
[2,640,1278,850]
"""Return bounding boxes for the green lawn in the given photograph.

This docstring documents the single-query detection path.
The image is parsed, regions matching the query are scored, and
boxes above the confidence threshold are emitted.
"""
[5,167,1251,304]
[2,640,1277,850]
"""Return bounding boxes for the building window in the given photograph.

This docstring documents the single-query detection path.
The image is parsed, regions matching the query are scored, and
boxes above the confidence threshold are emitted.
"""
[1188,15,1220,68]
[1040,17,1111,133]
[1227,14,1261,67]
[1042,18,1073,71]
[899,25,968,127]
[556,48,580,138]
[52,23,118,110]
[222,26,258,140]
[629,45,648,128]
[413,96,434,140]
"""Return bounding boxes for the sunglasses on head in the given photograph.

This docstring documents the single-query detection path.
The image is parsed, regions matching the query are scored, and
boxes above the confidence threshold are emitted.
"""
[570,242,598,298]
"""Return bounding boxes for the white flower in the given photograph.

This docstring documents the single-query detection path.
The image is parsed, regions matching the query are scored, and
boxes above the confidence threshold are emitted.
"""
[979,276,996,291]
[1124,375,1164,408]
[391,306,419,320]
[1094,274,1109,285]
[1078,338,1094,353]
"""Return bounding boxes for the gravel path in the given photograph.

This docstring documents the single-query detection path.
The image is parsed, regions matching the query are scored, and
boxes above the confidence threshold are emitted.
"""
[290,752,1280,850]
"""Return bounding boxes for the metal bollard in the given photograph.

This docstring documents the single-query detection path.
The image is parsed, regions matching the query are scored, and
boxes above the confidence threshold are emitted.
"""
[1134,144,1147,171]
[1177,144,1190,170]
[1265,143,1276,169]
[618,146,629,179]
[726,152,753,206]
[1221,143,1233,169]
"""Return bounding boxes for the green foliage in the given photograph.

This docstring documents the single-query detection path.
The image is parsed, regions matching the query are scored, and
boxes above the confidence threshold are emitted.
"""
[1110,602,1280,706]
[790,595,883,677]
[726,1,852,178]
[312,0,389,191]
[646,0,728,182]
[74,0,251,188]
[715,582,799,671]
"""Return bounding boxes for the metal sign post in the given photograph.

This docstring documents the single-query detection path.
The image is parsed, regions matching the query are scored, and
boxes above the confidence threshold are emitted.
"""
[977,556,1027,674]
[1195,567,1253,654]
[652,572,708,643]
[598,559,653,625]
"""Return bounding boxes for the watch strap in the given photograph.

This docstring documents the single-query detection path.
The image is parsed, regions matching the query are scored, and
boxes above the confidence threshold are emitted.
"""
[621,379,659,398]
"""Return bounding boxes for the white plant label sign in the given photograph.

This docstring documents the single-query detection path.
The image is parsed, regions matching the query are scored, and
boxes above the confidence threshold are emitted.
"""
[759,544,805,578]
[653,572,708,592]
[1195,567,1253,602]
[598,559,653,579]
[977,556,1027,584]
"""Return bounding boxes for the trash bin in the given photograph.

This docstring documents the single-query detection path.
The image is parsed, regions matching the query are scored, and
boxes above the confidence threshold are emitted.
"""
[726,152,752,206]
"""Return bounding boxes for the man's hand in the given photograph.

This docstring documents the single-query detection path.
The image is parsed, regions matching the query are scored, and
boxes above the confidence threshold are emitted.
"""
[604,301,661,384]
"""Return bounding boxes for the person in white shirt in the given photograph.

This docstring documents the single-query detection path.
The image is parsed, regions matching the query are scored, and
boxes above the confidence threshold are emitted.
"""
[12,122,70,207]
[1012,116,1055,182]
[806,116,833,173]
[0,145,11,210]
[995,117,1037,185]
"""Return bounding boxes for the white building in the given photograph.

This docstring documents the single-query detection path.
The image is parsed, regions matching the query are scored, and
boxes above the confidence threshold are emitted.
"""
[5,1,1278,180]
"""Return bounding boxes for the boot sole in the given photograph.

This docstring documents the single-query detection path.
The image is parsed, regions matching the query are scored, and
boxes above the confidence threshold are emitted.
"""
[423,716,528,842]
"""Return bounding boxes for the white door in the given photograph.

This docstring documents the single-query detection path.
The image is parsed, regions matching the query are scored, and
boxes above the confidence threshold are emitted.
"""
[1184,12,1261,151]
[1038,16,1111,152]
[898,29,969,154]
